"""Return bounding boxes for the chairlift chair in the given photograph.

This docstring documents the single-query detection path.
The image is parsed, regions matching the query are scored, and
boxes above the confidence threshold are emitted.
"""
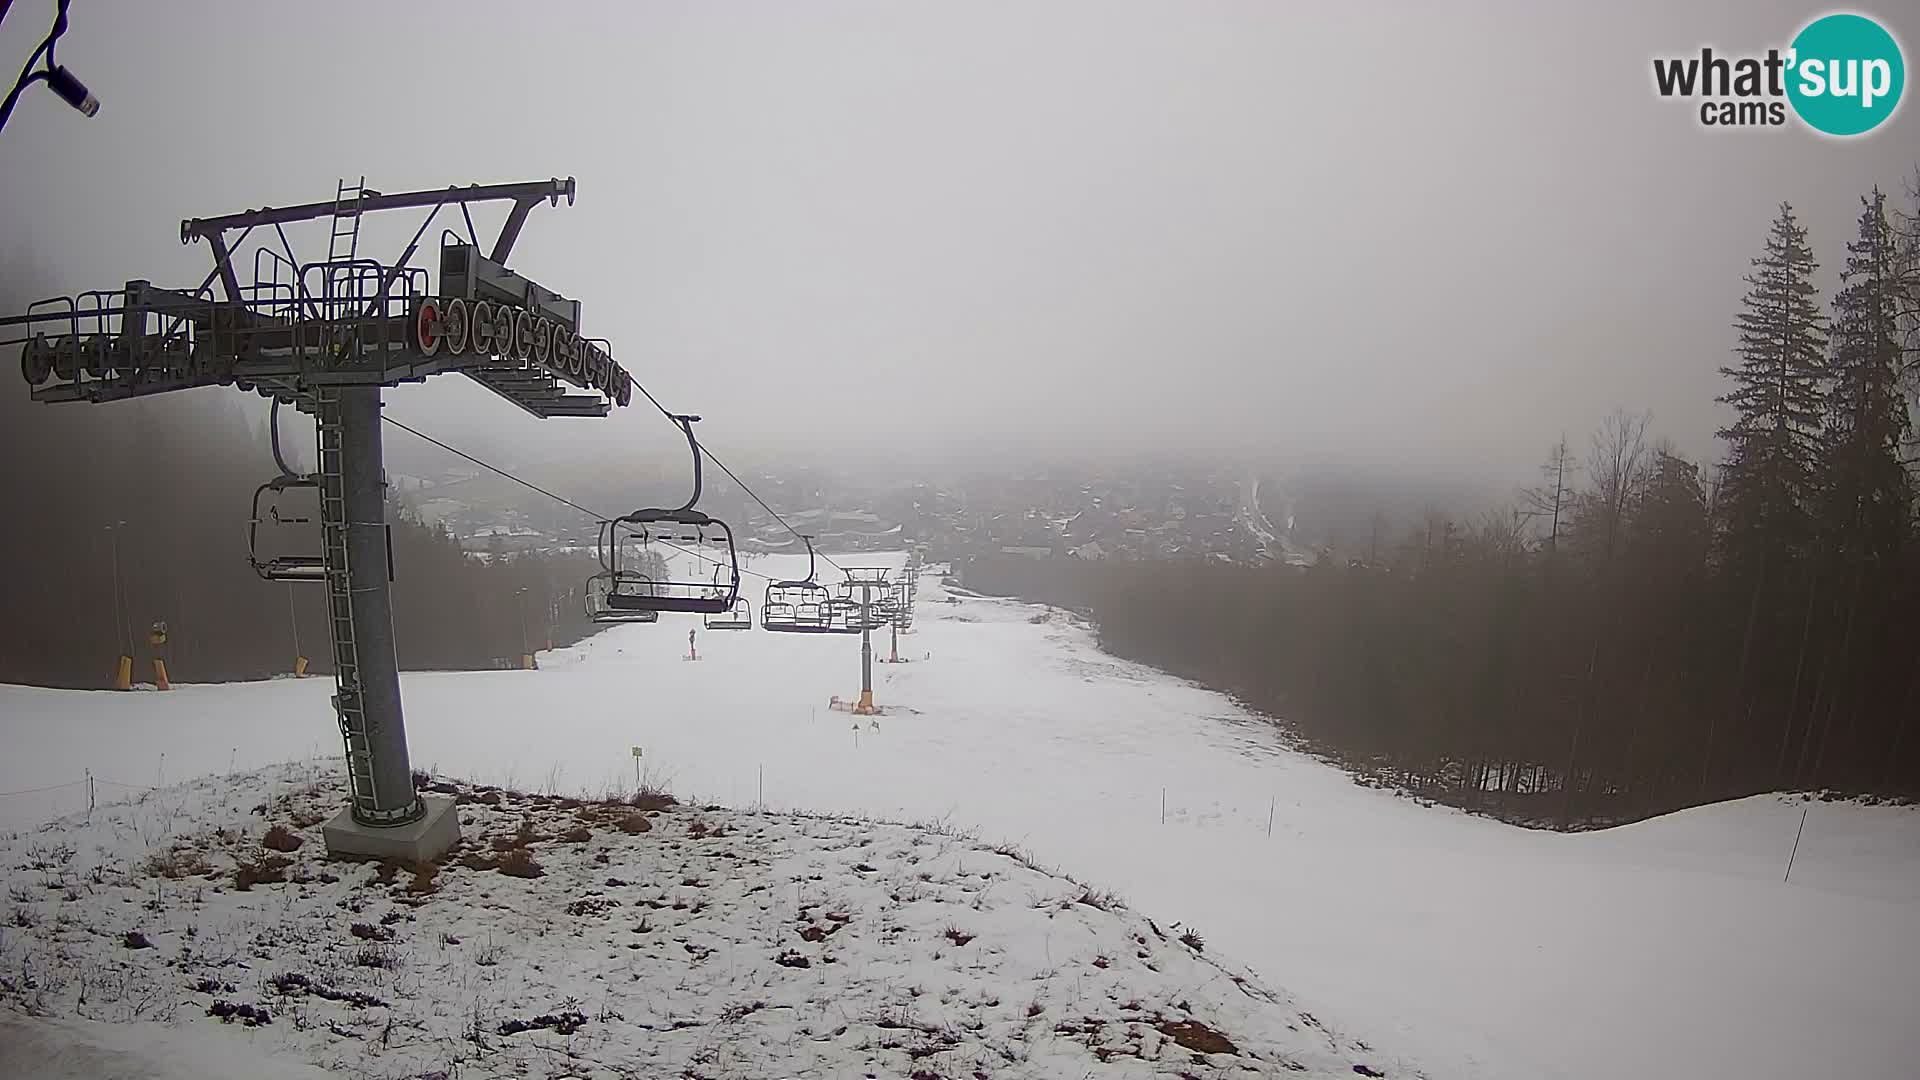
[761,598,797,629]
[247,400,327,582]
[888,580,914,630]
[705,596,753,630]
[585,571,660,623]
[760,535,835,632]
[596,415,740,615]
[703,564,753,629]
[822,596,864,634]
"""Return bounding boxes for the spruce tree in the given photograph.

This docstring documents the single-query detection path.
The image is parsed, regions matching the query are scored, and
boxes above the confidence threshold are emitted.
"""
[1819,188,1911,567]
[1716,203,1828,576]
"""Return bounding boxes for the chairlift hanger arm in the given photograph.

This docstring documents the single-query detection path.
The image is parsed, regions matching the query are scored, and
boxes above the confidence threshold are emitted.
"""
[269,399,306,480]
[671,414,703,513]
[614,414,706,520]
[796,534,818,585]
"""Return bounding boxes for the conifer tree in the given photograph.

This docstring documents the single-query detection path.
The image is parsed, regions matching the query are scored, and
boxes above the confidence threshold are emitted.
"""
[1819,189,1911,567]
[1716,204,1828,576]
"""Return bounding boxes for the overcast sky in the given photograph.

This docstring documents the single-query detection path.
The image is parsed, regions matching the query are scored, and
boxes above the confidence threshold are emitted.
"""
[2,0,1913,484]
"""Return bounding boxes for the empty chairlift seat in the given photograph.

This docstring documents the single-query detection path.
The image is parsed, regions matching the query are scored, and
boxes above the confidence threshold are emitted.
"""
[586,571,660,623]
[761,536,837,633]
[589,413,741,617]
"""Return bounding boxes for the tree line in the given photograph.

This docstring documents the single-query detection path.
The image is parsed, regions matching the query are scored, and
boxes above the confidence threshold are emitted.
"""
[962,186,1920,826]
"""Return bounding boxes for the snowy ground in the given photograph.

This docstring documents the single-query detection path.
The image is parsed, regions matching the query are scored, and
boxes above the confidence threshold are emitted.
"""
[3,551,1918,1079]
[0,764,1383,1079]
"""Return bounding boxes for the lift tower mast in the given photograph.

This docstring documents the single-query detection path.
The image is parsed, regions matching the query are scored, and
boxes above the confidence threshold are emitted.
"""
[843,567,892,714]
[1,177,636,862]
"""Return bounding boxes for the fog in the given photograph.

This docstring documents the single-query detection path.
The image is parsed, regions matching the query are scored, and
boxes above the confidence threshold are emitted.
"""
[3,0,1912,482]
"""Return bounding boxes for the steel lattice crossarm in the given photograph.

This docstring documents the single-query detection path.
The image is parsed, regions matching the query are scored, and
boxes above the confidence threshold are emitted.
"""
[3,177,635,418]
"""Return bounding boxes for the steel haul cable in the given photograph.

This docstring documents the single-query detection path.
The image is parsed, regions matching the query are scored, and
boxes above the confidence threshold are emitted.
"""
[622,378,850,575]
[380,414,779,583]
[388,365,876,582]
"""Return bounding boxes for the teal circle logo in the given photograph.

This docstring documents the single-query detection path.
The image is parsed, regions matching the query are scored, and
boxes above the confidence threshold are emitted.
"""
[1787,13,1904,136]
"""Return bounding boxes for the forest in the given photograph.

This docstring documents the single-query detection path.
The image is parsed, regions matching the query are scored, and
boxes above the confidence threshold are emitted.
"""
[0,273,605,690]
[963,187,1920,826]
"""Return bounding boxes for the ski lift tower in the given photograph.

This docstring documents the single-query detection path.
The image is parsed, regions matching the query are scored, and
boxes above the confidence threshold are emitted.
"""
[843,567,891,714]
[1,177,636,863]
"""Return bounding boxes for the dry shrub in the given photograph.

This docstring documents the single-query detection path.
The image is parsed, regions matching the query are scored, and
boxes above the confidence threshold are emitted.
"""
[1156,1018,1237,1056]
[627,789,677,812]
[145,846,211,880]
[1074,888,1120,911]
[262,825,304,853]
[407,863,439,895]
[352,943,399,969]
[233,855,291,891]
[488,815,541,852]
[497,848,542,879]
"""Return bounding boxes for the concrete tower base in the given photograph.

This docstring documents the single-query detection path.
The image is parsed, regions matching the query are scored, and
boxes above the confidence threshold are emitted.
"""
[322,796,460,863]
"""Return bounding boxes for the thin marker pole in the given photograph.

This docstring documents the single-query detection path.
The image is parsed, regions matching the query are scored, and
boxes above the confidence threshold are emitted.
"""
[1784,805,1809,883]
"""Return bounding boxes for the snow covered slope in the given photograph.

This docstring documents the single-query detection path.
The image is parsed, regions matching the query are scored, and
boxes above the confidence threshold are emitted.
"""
[0,763,1386,1079]
[3,552,1917,1079]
